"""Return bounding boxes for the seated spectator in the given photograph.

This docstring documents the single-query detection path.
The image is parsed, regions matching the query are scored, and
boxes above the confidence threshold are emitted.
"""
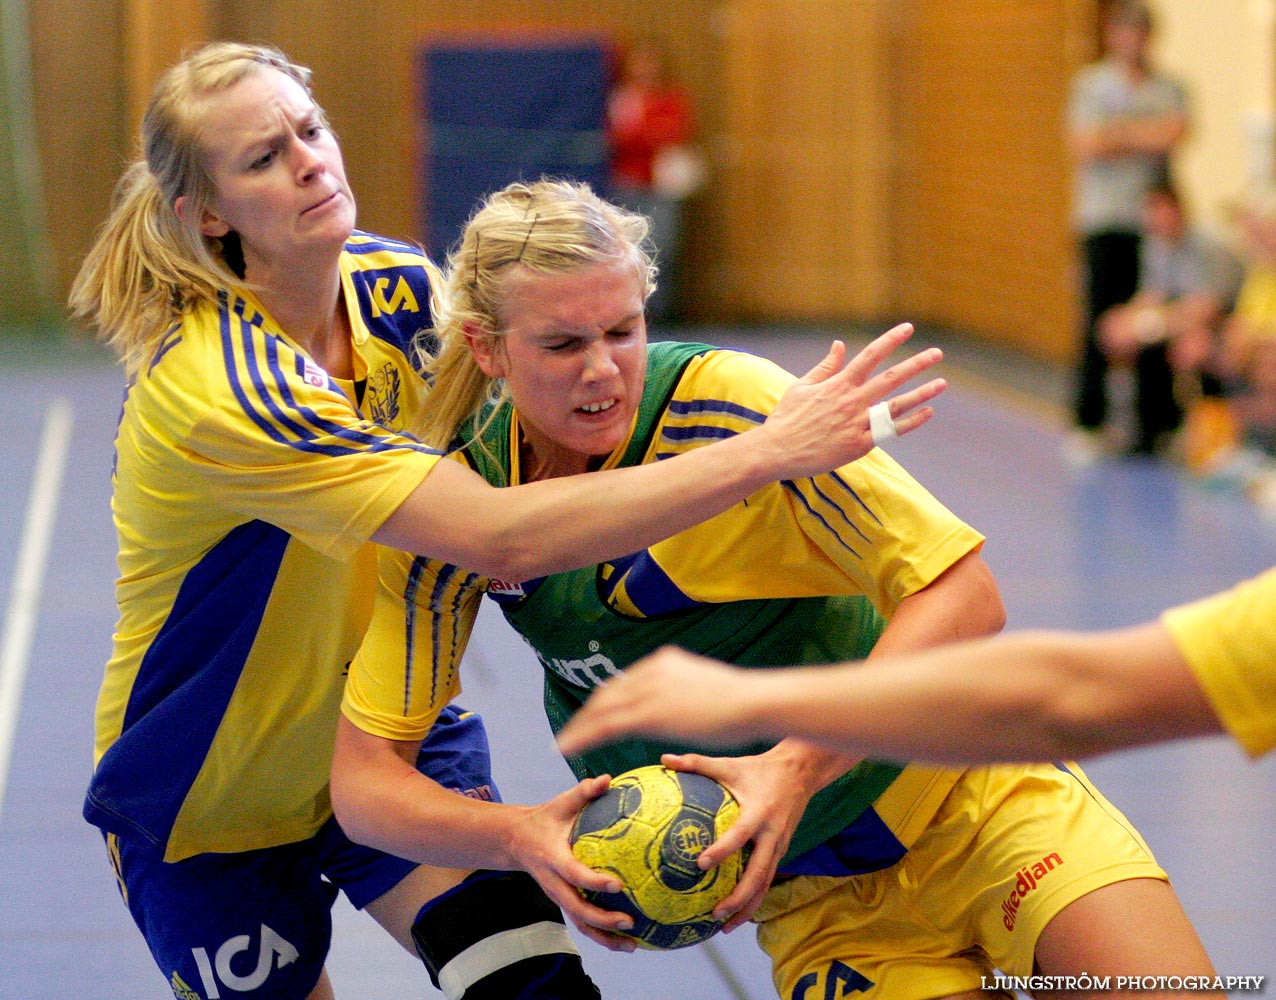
[1199,336,1276,515]
[1216,186,1276,382]
[1098,181,1244,456]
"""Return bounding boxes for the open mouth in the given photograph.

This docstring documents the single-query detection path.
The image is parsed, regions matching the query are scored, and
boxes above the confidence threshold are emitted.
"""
[577,398,618,415]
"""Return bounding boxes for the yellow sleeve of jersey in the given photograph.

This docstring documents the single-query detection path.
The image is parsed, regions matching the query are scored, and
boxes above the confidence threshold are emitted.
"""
[1162,567,1276,758]
[626,350,984,618]
[342,543,484,741]
[166,295,442,562]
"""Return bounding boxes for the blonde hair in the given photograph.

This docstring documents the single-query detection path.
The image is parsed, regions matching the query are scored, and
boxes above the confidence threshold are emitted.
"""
[68,42,322,375]
[416,178,655,451]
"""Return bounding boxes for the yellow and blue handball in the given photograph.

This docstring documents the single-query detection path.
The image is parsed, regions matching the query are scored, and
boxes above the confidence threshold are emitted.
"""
[569,765,745,950]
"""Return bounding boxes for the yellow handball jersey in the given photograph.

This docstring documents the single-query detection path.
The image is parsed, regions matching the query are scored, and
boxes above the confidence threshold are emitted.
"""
[1162,566,1276,758]
[344,343,986,868]
[85,232,444,862]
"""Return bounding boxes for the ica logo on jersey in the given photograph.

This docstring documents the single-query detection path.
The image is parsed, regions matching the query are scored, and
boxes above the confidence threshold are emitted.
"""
[185,923,300,997]
[369,276,420,318]
[791,960,873,998]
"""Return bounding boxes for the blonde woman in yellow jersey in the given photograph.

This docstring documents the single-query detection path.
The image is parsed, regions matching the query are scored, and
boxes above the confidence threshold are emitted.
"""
[334,179,1222,999]
[67,43,948,1000]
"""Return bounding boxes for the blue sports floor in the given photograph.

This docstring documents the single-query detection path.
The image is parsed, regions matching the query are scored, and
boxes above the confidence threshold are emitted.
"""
[2,323,1274,999]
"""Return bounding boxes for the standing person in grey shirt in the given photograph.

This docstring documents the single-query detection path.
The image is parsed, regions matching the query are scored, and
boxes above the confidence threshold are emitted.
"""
[1066,0,1190,463]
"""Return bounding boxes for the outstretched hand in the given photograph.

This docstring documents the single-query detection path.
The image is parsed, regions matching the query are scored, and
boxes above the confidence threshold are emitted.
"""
[557,647,765,758]
[762,323,945,481]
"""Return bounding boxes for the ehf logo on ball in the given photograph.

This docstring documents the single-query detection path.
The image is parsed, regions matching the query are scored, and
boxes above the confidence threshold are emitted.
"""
[669,818,712,865]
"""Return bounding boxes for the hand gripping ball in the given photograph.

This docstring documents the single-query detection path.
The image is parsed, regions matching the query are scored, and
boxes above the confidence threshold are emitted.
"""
[570,765,745,950]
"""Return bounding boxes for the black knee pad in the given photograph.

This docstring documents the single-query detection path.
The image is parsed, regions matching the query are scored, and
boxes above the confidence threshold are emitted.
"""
[411,869,601,1000]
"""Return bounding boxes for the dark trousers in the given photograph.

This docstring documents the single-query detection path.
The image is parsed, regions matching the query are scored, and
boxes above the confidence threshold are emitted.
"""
[1129,340,1182,453]
[1073,230,1141,430]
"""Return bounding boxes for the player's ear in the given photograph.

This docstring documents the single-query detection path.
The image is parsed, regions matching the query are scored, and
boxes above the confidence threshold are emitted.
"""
[174,195,231,238]
[463,324,507,378]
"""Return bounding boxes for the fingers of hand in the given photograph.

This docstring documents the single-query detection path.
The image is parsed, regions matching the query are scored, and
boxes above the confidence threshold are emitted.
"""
[869,346,944,395]
[576,774,612,802]
[719,873,772,931]
[721,894,764,934]
[799,339,848,384]
[570,858,623,895]
[573,920,639,952]
[714,855,775,924]
[563,889,636,935]
[697,821,752,870]
[658,751,712,775]
[841,323,916,382]
[890,405,937,440]
[880,378,946,436]
[557,699,632,755]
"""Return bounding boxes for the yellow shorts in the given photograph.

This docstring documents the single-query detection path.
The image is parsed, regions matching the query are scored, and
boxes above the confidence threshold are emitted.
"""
[754,762,1167,1000]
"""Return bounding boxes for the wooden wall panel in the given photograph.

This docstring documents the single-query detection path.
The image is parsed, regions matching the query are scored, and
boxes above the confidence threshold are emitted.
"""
[229,0,722,274]
[23,0,1092,361]
[123,0,210,128]
[29,0,127,310]
[892,0,1092,361]
[221,0,893,323]
[713,0,894,319]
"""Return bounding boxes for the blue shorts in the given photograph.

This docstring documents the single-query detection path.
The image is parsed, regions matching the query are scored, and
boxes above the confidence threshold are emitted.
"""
[106,705,498,1000]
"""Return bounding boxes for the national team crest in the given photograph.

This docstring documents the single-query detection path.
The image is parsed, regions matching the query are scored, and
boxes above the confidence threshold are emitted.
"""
[365,363,403,427]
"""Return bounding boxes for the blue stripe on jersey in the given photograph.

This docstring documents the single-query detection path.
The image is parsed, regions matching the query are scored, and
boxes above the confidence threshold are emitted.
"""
[432,565,478,709]
[346,230,418,254]
[826,469,883,524]
[402,559,427,715]
[666,397,767,425]
[401,560,480,715]
[83,520,290,844]
[446,573,479,683]
[798,475,877,546]
[782,479,867,559]
[217,296,439,459]
[149,324,184,372]
[660,424,738,442]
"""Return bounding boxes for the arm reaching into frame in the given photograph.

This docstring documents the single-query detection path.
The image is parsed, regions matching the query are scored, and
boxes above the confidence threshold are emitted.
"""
[556,623,1224,765]
[376,324,945,581]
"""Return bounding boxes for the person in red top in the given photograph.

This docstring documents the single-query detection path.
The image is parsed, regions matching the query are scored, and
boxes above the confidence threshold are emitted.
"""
[608,44,695,189]
[606,43,699,322]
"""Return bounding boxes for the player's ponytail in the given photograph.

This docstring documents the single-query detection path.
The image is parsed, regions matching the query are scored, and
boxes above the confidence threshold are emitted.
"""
[69,159,220,374]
